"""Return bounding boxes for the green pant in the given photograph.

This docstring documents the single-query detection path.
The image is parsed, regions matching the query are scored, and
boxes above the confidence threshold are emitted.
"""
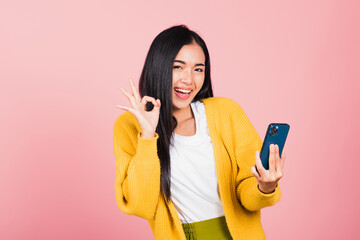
[182,216,233,240]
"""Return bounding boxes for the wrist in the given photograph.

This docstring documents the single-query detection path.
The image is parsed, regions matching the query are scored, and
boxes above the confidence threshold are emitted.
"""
[258,183,277,194]
[140,131,155,139]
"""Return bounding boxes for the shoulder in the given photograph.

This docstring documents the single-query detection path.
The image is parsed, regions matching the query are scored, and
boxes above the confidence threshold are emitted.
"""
[201,97,245,115]
[202,96,241,107]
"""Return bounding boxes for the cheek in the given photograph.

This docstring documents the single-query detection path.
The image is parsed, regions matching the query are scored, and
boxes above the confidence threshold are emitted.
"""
[172,71,180,83]
[195,75,205,89]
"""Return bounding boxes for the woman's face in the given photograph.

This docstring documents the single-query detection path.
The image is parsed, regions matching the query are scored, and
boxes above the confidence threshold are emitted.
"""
[172,41,205,111]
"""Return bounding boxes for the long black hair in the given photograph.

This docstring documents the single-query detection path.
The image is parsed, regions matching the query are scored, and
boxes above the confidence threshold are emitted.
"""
[139,25,213,202]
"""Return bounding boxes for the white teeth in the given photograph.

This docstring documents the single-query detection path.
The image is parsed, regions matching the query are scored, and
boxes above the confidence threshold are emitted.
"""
[175,88,192,94]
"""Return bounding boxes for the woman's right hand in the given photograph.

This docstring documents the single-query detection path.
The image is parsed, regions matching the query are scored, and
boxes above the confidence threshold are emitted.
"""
[117,79,161,139]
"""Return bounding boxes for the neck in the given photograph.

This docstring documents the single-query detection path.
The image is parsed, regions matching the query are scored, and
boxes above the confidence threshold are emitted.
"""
[173,104,194,122]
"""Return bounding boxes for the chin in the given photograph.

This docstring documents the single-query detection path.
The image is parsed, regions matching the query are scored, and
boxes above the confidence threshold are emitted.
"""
[173,102,188,110]
[173,100,192,110]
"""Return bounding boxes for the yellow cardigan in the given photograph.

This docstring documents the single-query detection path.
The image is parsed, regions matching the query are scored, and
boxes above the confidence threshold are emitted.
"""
[113,97,281,240]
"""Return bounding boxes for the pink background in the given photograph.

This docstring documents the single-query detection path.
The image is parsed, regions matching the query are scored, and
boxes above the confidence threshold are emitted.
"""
[1,0,359,239]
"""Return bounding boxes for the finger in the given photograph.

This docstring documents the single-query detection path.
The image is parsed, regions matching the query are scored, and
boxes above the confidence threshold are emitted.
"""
[116,105,136,115]
[255,151,266,177]
[268,144,276,174]
[154,99,161,109]
[141,96,158,108]
[251,165,261,179]
[275,145,283,179]
[120,88,137,109]
[275,145,282,172]
[120,87,131,98]
[280,151,286,169]
[129,78,141,102]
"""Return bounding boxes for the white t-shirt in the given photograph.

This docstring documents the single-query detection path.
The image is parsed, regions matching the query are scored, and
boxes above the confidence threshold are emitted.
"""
[170,101,225,223]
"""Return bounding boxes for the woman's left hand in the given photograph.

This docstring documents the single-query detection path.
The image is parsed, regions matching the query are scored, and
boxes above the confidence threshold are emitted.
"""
[251,144,286,194]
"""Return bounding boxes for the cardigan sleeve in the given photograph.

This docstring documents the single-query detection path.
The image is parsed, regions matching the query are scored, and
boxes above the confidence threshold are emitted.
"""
[226,99,281,212]
[113,113,161,219]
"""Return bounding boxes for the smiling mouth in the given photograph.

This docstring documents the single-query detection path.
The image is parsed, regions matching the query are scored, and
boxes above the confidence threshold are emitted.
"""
[174,88,193,100]
[174,87,192,94]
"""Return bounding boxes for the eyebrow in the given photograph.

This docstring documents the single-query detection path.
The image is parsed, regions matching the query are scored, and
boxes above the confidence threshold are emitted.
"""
[174,60,205,67]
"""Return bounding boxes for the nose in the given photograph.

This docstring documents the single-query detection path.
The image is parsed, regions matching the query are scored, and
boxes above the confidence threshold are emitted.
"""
[180,68,193,84]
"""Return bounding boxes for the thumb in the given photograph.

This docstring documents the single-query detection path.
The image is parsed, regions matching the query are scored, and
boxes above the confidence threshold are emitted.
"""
[154,99,161,108]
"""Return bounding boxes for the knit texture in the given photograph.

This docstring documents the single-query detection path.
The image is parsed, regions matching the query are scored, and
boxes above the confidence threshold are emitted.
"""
[113,97,281,240]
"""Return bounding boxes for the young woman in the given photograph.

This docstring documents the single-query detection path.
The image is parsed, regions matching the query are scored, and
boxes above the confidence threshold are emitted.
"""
[114,25,285,240]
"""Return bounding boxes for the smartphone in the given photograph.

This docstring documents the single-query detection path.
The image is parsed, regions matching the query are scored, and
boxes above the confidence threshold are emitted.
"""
[259,123,290,170]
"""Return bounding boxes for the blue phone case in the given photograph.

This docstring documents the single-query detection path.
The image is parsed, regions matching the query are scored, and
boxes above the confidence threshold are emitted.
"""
[260,123,290,170]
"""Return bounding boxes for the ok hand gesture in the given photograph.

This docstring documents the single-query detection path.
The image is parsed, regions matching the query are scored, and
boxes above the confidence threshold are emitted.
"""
[251,144,286,194]
[117,79,161,139]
